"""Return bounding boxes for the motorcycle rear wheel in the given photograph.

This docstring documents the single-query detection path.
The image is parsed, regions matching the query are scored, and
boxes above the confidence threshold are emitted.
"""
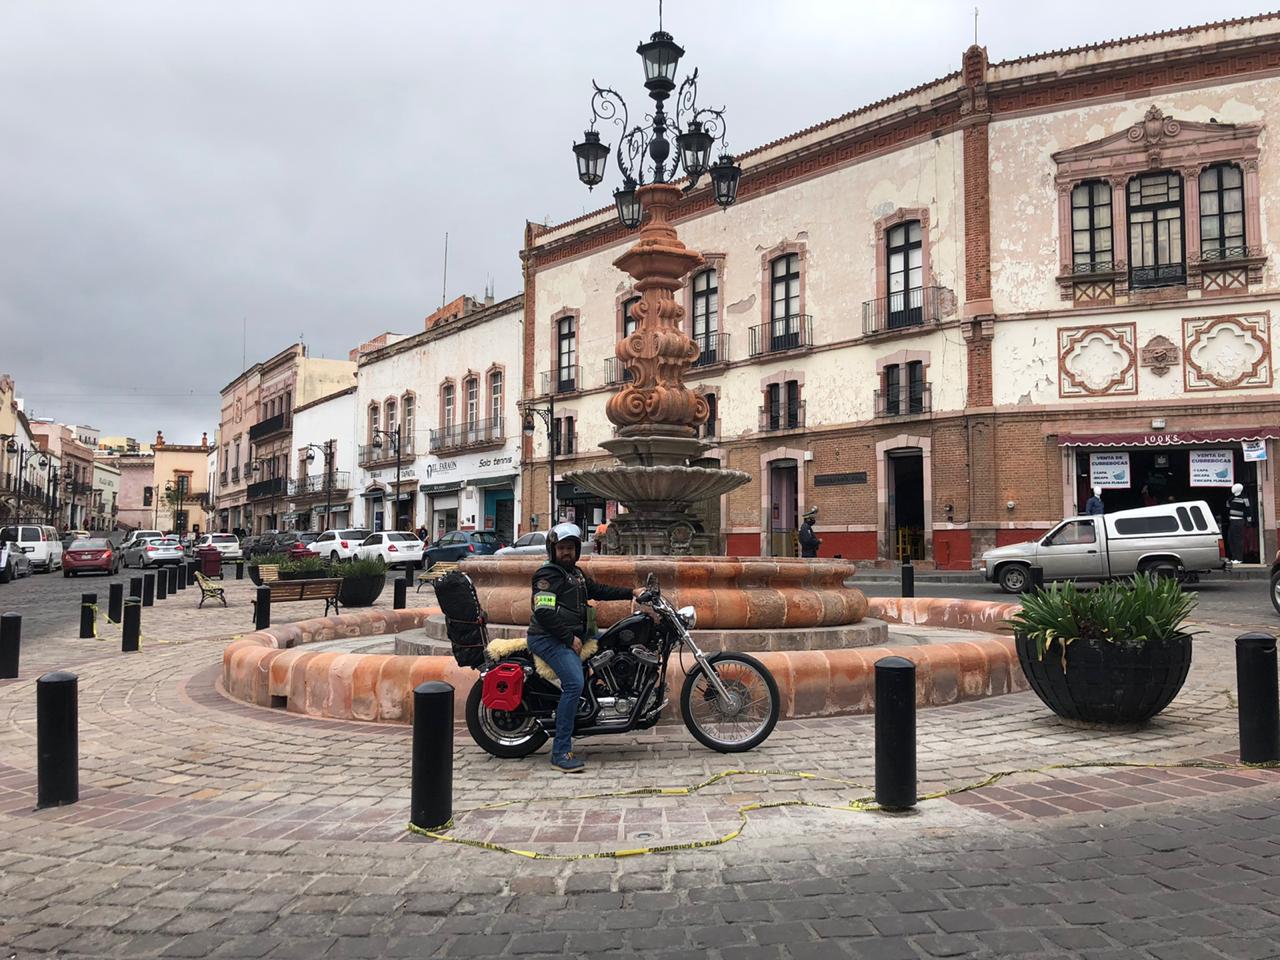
[465,678,548,759]
[680,652,780,753]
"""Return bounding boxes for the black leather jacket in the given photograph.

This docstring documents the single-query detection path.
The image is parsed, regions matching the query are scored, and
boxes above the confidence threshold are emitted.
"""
[528,561,632,647]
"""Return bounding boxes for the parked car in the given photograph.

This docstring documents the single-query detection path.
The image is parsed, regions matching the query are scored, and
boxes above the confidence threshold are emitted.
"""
[0,525,64,573]
[121,530,164,554]
[189,533,244,561]
[284,533,321,560]
[356,531,425,570]
[1270,549,1280,616]
[979,501,1226,593]
[60,529,90,550]
[244,532,295,558]
[0,533,32,582]
[62,537,119,577]
[307,528,373,563]
[495,531,547,557]
[423,529,505,568]
[122,536,185,568]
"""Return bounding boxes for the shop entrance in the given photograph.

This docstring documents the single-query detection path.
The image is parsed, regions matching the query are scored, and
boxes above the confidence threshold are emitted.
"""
[485,489,515,541]
[1074,447,1262,563]
[768,459,798,557]
[887,449,925,562]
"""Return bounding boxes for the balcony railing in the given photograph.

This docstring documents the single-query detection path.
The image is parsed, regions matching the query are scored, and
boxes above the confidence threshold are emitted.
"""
[603,358,634,386]
[875,383,932,417]
[287,471,352,497]
[357,435,415,468]
[862,286,944,336]
[553,433,579,457]
[246,476,286,500]
[248,411,291,442]
[230,466,239,483]
[541,366,582,395]
[1130,262,1186,289]
[692,332,730,368]
[430,417,505,453]
[758,401,806,433]
[748,316,813,357]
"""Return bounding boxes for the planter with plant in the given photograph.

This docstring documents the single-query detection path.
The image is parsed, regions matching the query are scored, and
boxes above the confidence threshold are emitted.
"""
[247,553,289,585]
[278,556,331,581]
[1010,574,1196,725]
[334,557,388,607]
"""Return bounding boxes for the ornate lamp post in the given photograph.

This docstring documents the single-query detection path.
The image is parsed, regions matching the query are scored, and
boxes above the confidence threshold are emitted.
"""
[370,428,403,531]
[303,441,335,532]
[0,437,47,525]
[520,401,556,528]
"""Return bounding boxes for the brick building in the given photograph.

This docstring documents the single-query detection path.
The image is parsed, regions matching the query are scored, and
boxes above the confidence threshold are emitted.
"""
[520,15,1280,567]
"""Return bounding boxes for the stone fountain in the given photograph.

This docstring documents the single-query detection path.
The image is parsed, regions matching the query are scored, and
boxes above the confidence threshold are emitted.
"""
[566,182,750,556]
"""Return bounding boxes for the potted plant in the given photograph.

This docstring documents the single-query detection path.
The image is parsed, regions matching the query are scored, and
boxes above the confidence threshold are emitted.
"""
[247,553,289,585]
[1010,574,1196,725]
[278,556,331,581]
[334,557,388,607]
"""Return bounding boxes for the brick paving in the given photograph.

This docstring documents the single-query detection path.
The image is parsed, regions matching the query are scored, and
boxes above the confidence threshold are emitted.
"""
[1,589,1279,957]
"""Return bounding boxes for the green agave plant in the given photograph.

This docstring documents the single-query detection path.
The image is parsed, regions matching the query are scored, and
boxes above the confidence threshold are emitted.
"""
[279,555,330,574]
[1009,574,1197,670]
[334,557,388,578]
[247,553,289,567]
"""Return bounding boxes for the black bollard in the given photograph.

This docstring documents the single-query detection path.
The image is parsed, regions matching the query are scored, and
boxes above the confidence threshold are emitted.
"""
[411,681,454,830]
[235,559,244,580]
[1236,632,1280,764]
[254,585,271,630]
[874,655,917,811]
[129,576,143,603]
[107,582,123,623]
[121,600,141,653]
[155,570,167,601]
[186,561,197,587]
[0,612,20,679]
[394,577,407,610]
[79,593,97,639]
[168,565,180,594]
[1030,565,1044,590]
[142,572,155,607]
[901,558,915,599]
[36,671,78,808]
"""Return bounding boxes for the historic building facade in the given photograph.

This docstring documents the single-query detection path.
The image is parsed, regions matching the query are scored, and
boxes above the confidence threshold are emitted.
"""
[521,16,1280,567]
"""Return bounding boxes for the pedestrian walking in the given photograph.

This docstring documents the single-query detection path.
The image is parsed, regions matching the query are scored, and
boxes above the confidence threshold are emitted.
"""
[595,519,608,555]
[798,507,821,558]
[1225,483,1252,562]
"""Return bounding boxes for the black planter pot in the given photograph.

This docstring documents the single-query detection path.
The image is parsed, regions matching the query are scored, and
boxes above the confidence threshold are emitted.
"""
[248,565,262,586]
[338,573,386,608]
[1015,631,1193,724]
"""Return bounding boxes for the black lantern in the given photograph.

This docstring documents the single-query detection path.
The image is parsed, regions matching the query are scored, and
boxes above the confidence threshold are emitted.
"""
[676,120,713,178]
[521,414,535,437]
[572,130,610,188]
[614,179,642,229]
[637,31,683,91]
[709,154,741,208]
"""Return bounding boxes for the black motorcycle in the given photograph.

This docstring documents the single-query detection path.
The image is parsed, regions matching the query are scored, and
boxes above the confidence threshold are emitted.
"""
[463,577,780,757]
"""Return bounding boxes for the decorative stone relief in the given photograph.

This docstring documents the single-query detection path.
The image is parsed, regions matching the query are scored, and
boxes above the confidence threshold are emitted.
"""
[1126,105,1181,167]
[1139,335,1180,377]
[1182,313,1272,391]
[1058,324,1138,398]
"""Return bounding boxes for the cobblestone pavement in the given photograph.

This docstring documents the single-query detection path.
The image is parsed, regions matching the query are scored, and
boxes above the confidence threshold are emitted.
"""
[1,593,1280,958]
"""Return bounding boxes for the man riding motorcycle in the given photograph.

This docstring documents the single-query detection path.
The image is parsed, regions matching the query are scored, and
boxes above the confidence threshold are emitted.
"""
[528,522,643,772]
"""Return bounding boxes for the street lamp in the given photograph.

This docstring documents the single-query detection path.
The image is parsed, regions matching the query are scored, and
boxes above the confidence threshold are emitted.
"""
[571,11,741,229]
[370,428,403,532]
[521,401,557,528]
[303,440,335,532]
[0,436,48,526]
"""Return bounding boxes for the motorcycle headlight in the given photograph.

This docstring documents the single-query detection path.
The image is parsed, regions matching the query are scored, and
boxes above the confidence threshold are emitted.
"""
[676,605,697,629]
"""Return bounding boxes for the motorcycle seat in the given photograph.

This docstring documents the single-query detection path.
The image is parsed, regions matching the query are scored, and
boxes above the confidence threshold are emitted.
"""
[487,636,599,682]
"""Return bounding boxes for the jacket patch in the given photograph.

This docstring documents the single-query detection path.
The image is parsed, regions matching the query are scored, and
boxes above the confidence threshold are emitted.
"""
[533,592,557,609]
[536,579,551,590]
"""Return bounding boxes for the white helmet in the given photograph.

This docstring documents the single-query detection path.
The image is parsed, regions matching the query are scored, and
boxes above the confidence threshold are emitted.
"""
[546,522,583,563]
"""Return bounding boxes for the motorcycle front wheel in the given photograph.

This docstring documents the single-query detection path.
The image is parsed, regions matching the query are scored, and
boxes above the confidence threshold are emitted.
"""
[465,678,548,759]
[680,652,780,753]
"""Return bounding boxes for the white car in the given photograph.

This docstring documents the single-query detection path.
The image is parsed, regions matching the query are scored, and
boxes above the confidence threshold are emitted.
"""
[355,531,424,570]
[308,528,373,563]
[1,524,63,573]
[190,533,243,561]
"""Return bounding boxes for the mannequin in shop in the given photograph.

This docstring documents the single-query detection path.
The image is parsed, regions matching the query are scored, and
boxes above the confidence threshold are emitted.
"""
[1085,486,1105,516]
[1225,483,1253,562]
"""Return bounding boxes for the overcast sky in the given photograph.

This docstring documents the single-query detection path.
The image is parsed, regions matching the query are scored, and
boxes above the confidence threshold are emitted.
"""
[0,1,1268,442]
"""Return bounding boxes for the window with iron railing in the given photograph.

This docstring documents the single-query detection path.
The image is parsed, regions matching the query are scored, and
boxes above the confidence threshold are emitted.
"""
[760,380,803,431]
[1128,171,1186,288]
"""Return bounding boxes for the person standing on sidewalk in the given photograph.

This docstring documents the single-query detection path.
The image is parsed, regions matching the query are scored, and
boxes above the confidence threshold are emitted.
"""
[1085,487,1105,516]
[798,507,821,558]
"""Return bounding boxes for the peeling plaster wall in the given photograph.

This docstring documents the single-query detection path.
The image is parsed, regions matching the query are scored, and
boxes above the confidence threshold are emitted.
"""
[989,75,1280,315]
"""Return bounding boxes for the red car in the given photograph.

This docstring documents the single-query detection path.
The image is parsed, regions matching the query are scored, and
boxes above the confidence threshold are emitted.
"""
[62,538,119,577]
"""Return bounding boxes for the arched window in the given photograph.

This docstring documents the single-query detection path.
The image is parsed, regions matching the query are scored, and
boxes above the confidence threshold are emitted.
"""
[442,384,455,429]
[886,221,923,327]
[385,398,397,439]
[367,404,379,444]
[1070,180,1113,271]
[692,269,718,364]
[488,371,503,426]
[1199,163,1245,261]
[1127,171,1185,288]
[402,394,414,443]
[465,377,479,430]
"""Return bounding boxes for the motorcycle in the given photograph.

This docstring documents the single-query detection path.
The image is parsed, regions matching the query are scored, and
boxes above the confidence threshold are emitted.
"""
[465,576,780,757]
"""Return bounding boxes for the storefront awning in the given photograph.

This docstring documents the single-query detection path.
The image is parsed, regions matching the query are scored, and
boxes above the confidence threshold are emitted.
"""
[1057,428,1280,448]
[420,481,463,495]
[471,473,518,490]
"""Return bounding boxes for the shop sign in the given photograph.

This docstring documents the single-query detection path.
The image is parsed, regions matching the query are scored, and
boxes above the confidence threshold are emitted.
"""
[1089,452,1131,489]
[478,455,515,469]
[815,472,868,486]
[1243,440,1268,462]
[367,467,417,480]
[1189,449,1235,487]
[420,460,457,479]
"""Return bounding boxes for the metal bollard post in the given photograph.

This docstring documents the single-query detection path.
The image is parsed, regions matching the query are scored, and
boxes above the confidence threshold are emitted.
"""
[79,593,97,639]
[155,570,167,601]
[411,681,454,830]
[394,578,407,610]
[235,559,244,581]
[254,586,271,630]
[129,576,143,603]
[186,561,197,587]
[37,671,78,808]
[121,600,141,653]
[901,558,915,599]
[1029,565,1044,590]
[107,582,123,624]
[142,572,155,607]
[874,655,917,811]
[1236,632,1280,764]
[0,613,20,679]
[168,565,180,594]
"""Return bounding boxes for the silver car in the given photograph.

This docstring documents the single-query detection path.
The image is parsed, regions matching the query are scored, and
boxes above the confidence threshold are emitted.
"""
[122,536,185,568]
[494,531,548,557]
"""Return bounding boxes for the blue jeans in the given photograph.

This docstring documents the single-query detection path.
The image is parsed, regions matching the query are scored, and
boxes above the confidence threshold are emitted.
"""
[526,634,583,759]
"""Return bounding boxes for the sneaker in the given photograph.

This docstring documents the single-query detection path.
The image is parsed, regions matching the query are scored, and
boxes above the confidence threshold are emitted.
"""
[551,752,585,773]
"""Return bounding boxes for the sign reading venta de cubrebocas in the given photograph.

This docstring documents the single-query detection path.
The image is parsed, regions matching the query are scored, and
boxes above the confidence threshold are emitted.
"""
[1190,449,1235,487]
[1089,452,1131,489]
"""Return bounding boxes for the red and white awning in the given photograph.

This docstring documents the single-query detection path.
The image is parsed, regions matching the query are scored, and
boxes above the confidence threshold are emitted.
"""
[1057,428,1280,448]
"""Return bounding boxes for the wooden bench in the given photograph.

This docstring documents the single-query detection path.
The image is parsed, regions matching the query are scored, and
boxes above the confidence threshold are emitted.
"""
[256,563,280,584]
[194,571,227,608]
[416,561,460,593]
[251,577,342,622]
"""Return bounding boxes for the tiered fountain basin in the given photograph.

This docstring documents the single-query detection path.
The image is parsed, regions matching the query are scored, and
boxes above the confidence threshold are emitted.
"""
[220,597,1027,726]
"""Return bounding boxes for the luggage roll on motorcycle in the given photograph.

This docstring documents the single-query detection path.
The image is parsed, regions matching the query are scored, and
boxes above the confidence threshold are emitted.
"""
[434,570,780,757]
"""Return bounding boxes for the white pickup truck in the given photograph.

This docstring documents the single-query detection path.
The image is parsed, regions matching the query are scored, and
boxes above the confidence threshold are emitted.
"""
[979,501,1227,593]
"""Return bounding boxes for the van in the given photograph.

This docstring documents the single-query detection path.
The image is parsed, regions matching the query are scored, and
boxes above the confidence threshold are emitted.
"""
[0,525,64,573]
